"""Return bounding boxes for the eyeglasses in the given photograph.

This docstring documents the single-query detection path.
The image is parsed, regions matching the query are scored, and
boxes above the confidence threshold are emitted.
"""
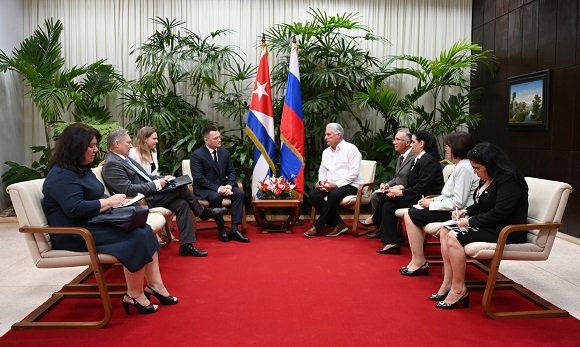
[393,138,408,142]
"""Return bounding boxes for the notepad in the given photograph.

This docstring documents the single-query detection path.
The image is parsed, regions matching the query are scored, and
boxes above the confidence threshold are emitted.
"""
[115,193,145,208]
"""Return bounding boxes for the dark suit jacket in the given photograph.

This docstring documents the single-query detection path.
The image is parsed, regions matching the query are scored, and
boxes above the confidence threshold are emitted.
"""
[190,146,238,199]
[402,153,444,203]
[387,150,416,187]
[466,174,528,230]
[102,151,200,244]
[101,153,159,197]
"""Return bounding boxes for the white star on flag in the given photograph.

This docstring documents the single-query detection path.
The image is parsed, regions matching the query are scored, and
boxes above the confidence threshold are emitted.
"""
[252,81,269,101]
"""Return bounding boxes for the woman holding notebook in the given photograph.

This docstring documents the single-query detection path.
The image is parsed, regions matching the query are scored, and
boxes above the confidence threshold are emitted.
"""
[431,142,528,309]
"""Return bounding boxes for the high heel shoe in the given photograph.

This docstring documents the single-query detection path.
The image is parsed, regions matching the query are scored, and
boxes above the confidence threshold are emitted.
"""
[144,285,178,305]
[399,266,408,273]
[122,294,159,315]
[428,290,450,301]
[400,262,429,276]
[376,244,400,255]
[435,291,469,309]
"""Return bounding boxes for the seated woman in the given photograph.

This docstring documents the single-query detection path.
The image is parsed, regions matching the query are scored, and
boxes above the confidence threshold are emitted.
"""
[42,123,178,315]
[400,132,479,276]
[128,126,160,176]
[373,130,445,254]
[129,126,177,246]
[432,142,528,309]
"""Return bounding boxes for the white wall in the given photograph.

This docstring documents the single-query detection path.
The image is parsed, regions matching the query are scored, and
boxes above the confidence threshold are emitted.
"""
[0,0,24,209]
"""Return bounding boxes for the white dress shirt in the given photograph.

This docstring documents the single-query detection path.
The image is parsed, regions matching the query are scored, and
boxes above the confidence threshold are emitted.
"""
[318,140,363,188]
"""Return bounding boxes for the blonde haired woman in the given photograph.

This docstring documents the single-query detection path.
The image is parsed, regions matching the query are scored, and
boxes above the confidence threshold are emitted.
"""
[128,126,176,245]
[129,126,159,176]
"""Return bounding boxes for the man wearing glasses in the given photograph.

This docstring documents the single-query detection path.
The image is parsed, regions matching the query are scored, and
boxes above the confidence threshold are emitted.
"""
[361,129,416,239]
[305,123,362,238]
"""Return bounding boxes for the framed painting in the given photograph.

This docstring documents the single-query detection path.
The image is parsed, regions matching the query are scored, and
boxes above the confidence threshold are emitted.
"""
[508,70,550,129]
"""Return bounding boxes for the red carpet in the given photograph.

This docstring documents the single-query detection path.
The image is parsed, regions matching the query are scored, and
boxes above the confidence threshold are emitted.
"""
[2,222,580,347]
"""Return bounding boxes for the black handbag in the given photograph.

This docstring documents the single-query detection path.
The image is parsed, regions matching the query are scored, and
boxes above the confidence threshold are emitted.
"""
[88,205,149,232]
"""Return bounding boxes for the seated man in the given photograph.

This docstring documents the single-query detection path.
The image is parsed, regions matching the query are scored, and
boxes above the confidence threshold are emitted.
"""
[305,123,362,238]
[102,128,226,257]
[362,129,416,239]
[190,126,248,243]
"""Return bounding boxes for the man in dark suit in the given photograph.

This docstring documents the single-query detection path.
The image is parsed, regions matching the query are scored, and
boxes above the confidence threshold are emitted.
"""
[102,128,226,257]
[190,126,248,243]
[362,129,416,239]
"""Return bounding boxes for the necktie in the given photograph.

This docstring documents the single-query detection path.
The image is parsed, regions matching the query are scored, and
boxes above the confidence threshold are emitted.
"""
[399,155,404,167]
[212,150,220,169]
[125,158,152,182]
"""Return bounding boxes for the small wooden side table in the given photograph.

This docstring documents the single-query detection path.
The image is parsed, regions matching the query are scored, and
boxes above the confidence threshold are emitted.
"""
[252,199,301,233]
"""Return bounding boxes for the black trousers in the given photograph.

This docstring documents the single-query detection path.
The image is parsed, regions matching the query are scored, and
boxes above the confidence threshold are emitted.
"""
[372,196,414,245]
[203,186,245,230]
[147,186,205,245]
[310,185,358,230]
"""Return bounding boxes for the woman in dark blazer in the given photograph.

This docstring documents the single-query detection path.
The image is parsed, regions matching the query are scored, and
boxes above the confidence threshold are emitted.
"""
[374,130,445,254]
[42,124,177,315]
[431,142,528,309]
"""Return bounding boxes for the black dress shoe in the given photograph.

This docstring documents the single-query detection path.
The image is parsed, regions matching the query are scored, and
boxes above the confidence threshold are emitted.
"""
[400,262,429,276]
[218,229,229,242]
[428,291,449,301]
[229,229,250,243]
[435,291,470,309]
[199,207,228,220]
[366,231,380,239]
[376,244,400,255]
[178,244,208,257]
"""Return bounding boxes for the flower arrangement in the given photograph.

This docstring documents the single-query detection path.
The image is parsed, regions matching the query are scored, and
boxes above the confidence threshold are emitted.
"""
[257,176,296,200]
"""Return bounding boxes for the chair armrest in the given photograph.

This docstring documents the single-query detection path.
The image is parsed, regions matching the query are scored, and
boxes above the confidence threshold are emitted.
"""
[488,222,561,262]
[356,182,376,199]
[19,226,101,259]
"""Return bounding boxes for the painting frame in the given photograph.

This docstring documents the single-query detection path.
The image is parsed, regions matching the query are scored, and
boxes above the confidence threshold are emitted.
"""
[507,70,550,130]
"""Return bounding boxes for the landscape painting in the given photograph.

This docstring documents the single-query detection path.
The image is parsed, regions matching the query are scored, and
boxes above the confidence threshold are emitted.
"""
[508,70,549,129]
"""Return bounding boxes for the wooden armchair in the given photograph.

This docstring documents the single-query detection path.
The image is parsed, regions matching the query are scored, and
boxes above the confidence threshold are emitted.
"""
[310,159,377,236]
[461,177,572,319]
[181,159,247,231]
[7,178,167,329]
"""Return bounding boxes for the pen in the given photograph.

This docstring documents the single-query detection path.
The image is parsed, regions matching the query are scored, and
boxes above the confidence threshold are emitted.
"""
[455,206,459,221]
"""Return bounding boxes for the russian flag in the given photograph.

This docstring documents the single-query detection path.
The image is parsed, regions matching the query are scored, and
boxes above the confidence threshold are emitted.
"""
[280,42,305,193]
[245,47,276,196]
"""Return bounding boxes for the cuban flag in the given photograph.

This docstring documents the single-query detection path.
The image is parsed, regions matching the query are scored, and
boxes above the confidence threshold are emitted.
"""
[280,42,305,193]
[245,46,276,196]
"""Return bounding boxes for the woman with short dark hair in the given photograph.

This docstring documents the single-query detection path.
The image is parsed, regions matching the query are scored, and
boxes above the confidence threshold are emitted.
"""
[431,142,528,309]
[42,123,177,315]
[400,132,478,277]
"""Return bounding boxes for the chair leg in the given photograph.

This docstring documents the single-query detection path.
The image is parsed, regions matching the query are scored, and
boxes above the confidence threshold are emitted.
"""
[241,205,247,231]
[12,264,119,329]
[465,259,569,319]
